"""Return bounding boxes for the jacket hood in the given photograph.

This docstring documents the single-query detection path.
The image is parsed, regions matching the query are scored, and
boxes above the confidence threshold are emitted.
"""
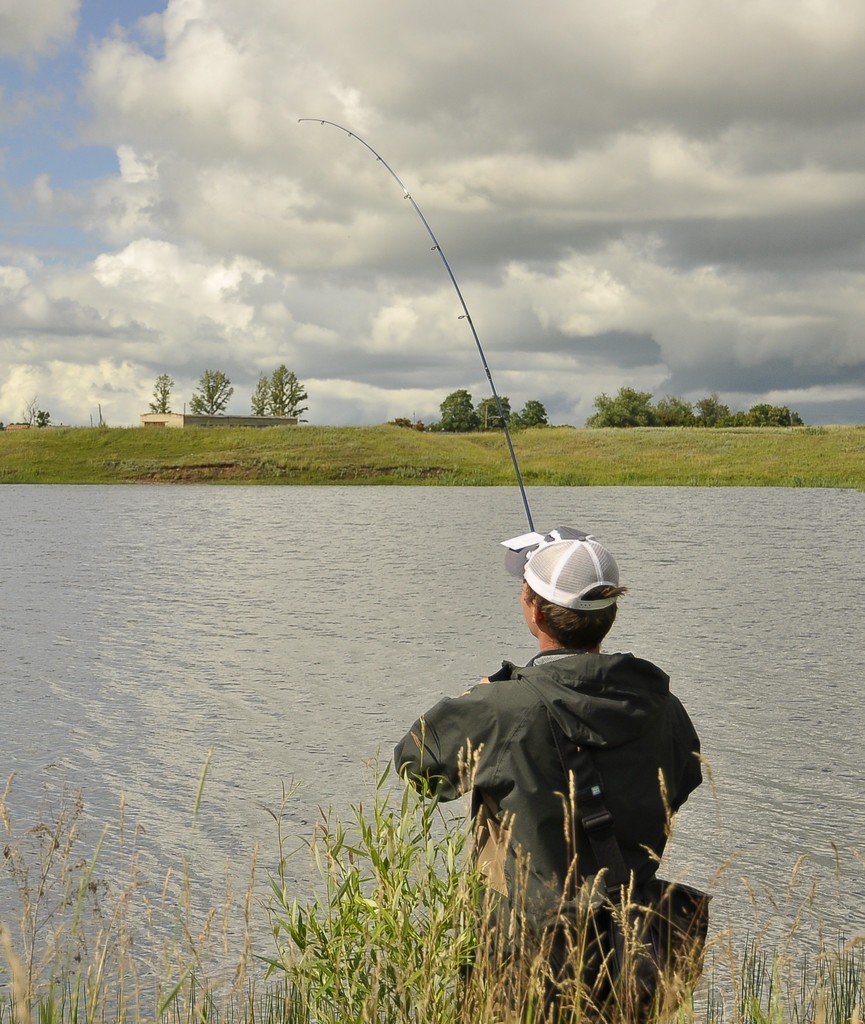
[516,652,671,748]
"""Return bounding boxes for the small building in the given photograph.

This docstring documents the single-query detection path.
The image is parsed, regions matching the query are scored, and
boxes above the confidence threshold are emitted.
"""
[140,413,298,428]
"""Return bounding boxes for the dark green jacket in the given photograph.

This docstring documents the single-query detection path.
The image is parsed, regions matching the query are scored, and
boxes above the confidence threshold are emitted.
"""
[394,651,701,909]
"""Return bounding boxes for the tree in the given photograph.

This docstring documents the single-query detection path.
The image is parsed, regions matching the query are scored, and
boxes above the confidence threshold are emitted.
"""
[35,409,51,428]
[269,365,308,419]
[22,396,38,426]
[655,395,696,427]
[586,387,657,427]
[438,389,479,432]
[149,373,175,414]
[476,395,511,430]
[513,399,549,429]
[287,372,309,420]
[388,417,425,430]
[746,403,803,427]
[190,369,234,415]
[694,393,730,427]
[250,373,271,416]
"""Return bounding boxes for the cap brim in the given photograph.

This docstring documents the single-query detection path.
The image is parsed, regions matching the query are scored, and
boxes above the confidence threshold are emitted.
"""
[501,531,545,577]
[501,527,591,578]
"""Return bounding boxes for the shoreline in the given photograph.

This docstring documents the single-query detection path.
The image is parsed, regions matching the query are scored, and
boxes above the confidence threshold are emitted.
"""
[1,423,863,488]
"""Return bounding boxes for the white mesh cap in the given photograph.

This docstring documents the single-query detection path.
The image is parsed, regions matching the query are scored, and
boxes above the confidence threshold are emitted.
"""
[523,537,620,611]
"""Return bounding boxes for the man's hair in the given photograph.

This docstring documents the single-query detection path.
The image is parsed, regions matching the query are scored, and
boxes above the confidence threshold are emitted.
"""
[524,581,627,649]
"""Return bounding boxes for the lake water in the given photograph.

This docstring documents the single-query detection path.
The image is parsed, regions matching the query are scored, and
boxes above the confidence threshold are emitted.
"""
[1,483,864,969]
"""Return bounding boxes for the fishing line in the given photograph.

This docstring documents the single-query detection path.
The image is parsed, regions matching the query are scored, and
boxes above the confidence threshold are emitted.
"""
[299,118,535,532]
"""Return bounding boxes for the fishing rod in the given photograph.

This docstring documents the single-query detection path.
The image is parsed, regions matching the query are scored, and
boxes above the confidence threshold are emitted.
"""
[298,118,535,533]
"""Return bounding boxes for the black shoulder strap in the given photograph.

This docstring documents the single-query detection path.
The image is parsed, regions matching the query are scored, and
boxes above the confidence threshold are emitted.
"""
[546,710,631,892]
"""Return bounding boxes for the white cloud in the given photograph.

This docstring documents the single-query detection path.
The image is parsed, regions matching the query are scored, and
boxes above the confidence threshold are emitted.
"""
[117,145,158,184]
[2,0,865,427]
[0,0,78,59]
[307,378,444,427]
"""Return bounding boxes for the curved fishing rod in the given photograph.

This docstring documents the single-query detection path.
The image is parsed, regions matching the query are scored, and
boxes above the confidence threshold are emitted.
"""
[299,118,535,533]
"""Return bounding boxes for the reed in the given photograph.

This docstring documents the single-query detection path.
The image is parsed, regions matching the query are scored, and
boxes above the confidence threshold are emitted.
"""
[0,777,261,1023]
[2,770,863,1023]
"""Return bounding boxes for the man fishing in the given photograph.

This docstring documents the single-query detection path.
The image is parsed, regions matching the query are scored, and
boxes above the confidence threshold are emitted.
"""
[394,527,703,1014]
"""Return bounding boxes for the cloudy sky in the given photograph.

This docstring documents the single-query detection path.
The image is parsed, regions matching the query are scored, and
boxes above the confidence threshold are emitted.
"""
[2,0,865,428]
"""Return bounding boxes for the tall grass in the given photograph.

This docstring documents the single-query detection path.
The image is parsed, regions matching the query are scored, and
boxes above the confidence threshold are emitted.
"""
[0,777,259,1023]
[264,769,482,1022]
[2,769,863,1023]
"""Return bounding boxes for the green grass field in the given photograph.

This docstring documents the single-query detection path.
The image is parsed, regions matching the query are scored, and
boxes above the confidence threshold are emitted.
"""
[1,423,864,488]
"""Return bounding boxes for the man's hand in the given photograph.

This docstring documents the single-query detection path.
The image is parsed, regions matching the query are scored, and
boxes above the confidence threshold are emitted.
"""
[462,676,492,694]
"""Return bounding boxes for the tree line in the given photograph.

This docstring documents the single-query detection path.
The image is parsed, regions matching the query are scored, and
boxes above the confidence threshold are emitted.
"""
[150,366,308,419]
[1,376,805,433]
[389,389,549,432]
[586,387,805,428]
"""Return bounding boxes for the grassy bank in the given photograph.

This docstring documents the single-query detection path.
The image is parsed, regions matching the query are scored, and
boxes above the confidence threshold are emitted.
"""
[0,424,863,487]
